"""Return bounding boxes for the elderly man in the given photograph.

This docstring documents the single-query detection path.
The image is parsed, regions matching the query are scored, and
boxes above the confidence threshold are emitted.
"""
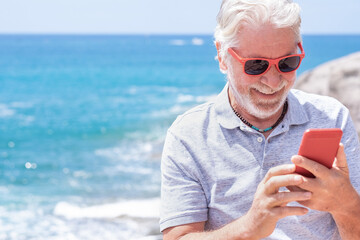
[160,0,360,239]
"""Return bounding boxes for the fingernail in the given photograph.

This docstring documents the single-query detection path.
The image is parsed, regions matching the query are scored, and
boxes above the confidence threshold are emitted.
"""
[288,165,296,171]
[294,175,302,182]
[302,208,309,214]
[292,156,301,164]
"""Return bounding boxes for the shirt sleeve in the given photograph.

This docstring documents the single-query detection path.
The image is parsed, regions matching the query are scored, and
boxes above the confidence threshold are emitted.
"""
[341,108,360,193]
[159,129,208,232]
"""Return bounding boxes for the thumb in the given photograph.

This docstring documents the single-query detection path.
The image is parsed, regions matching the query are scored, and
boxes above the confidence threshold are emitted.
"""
[333,143,349,174]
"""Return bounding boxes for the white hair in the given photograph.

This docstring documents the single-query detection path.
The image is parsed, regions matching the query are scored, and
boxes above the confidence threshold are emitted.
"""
[214,0,302,72]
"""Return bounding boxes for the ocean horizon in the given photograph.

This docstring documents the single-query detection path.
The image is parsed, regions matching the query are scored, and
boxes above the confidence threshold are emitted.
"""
[1,34,360,239]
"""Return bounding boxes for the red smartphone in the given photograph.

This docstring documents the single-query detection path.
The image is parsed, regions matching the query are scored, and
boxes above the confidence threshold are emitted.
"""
[296,128,343,178]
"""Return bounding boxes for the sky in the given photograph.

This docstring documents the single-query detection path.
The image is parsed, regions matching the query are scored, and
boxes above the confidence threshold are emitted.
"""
[0,0,359,35]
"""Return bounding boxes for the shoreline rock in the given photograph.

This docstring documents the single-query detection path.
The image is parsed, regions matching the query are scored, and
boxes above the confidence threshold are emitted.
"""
[295,51,360,136]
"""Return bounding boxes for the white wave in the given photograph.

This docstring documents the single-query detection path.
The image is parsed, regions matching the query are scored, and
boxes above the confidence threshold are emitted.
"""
[95,147,123,160]
[15,114,35,126]
[169,39,185,46]
[10,101,34,109]
[156,86,181,93]
[73,170,92,179]
[94,135,164,163]
[195,94,217,103]
[115,165,153,175]
[151,93,217,118]
[176,94,195,103]
[94,144,156,162]
[192,37,204,46]
[54,198,160,220]
[0,204,160,240]
[143,142,153,152]
[169,105,191,114]
[150,104,191,118]
[176,93,217,103]
[111,97,128,105]
[0,103,15,117]
[151,94,217,117]
[0,186,9,194]
[128,86,138,94]
[127,86,180,95]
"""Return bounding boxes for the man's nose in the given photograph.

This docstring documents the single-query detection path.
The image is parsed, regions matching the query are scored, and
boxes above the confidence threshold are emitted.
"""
[260,64,282,89]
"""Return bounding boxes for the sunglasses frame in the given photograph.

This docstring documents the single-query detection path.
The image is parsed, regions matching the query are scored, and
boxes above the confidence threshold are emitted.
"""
[227,42,305,76]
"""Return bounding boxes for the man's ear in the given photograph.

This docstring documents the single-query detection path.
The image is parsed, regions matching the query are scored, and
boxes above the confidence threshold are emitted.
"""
[215,42,228,71]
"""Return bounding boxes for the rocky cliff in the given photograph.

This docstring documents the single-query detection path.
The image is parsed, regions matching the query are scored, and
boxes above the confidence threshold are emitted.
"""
[295,51,360,136]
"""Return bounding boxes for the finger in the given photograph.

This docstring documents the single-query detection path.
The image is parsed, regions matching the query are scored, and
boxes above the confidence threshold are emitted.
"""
[265,174,304,194]
[264,164,296,182]
[270,191,312,206]
[295,177,318,192]
[291,155,329,178]
[273,206,309,219]
[286,185,306,192]
[333,143,349,174]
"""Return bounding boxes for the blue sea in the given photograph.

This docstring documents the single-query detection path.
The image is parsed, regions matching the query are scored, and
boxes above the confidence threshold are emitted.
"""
[1,34,360,239]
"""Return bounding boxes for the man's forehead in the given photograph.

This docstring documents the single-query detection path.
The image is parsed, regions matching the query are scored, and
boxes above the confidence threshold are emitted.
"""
[234,25,298,58]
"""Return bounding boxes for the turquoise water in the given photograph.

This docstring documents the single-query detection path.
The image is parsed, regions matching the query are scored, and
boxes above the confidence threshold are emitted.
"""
[1,34,360,239]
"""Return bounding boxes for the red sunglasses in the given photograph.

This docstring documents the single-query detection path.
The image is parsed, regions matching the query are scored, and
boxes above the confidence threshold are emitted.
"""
[227,43,305,76]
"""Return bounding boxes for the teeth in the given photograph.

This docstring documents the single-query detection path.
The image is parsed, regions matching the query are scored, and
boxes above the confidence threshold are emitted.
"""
[253,81,287,95]
[256,89,276,95]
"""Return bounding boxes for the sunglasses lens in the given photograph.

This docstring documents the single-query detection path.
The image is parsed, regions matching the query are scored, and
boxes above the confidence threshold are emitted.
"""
[244,60,269,75]
[279,56,301,72]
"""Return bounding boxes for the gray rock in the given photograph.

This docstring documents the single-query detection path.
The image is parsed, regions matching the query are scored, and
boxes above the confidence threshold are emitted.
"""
[295,51,360,136]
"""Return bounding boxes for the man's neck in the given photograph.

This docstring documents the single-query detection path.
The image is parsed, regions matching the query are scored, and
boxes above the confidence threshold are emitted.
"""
[228,89,285,137]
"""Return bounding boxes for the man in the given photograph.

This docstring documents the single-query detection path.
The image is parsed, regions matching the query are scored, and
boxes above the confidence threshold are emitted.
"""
[160,0,360,239]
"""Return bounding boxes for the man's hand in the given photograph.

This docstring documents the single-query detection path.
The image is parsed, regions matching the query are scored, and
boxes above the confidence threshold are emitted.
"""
[163,164,312,240]
[290,143,360,239]
[240,164,311,239]
[291,143,359,214]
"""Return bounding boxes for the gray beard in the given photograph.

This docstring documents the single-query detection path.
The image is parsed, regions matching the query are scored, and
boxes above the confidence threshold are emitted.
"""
[228,77,289,120]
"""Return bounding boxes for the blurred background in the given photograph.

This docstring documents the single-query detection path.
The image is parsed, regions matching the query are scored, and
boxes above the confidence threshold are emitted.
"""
[0,1,360,239]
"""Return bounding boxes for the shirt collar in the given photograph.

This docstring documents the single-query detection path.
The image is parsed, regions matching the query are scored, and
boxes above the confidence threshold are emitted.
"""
[214,83,243,129]
[214,83,310,131]
[285,90,310,126]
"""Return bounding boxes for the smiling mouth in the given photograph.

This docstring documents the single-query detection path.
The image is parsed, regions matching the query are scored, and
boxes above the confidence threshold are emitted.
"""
[254,88,279,96]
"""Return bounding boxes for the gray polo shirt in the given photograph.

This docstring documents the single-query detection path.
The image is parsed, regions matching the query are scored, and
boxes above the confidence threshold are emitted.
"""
[160,84,360,239]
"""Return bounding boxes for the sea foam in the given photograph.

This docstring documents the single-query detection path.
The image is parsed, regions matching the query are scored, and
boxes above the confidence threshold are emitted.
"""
[191,37,204,46]
[54,198,160,219]
[169,39,185,46]
[0,103,15,117]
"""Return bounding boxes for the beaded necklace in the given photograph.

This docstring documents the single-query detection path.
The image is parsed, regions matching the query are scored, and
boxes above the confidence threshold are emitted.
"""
[231,100,288,133]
